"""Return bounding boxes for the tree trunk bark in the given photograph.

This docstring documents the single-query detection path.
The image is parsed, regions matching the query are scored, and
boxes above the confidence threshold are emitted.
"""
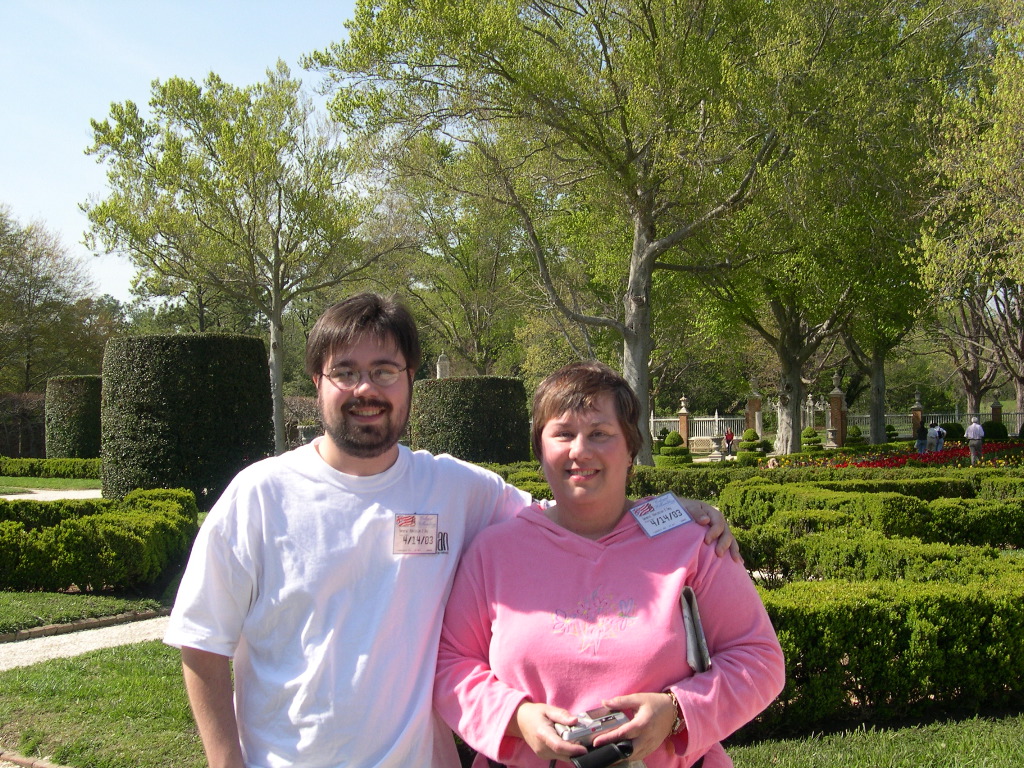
[966,391,981,415]
[269,301,287,455]
[775,354,804,455]
[868,351,887,445]
[623,249,655,466]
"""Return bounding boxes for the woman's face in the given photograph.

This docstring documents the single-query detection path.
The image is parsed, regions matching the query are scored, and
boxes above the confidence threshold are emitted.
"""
[538,392,633,510]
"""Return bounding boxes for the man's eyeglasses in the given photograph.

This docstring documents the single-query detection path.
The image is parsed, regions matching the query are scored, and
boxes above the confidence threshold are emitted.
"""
[321,364,408,389]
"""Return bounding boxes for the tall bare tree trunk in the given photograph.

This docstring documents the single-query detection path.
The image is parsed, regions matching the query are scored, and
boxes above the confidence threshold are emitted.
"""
[869,352,887,445]
[775,356,804,455]
[623,223,656,466]
[269,299,287,455]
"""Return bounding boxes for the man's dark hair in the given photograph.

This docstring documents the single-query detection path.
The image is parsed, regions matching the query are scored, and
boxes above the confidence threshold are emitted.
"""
[305,293,421,377]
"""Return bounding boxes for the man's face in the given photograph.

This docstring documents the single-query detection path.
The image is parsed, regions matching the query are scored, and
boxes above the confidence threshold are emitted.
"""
[315,335,412,462]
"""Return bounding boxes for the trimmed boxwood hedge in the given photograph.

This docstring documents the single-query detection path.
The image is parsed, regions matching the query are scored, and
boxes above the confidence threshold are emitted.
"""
[654,430,693,466]
[780,528,999,583]
[801,426,823,452]
[0,488,199,592]
[982,420,1009,439]
[979,474,1024,500]
[718,481,932,538]
[410,377,530,464]
[926,497,1024,548]
[756,575,1024,734]
[101,334,274,509]
[45,375,102,459]
[811,477,976,501]
[0,456,100,479]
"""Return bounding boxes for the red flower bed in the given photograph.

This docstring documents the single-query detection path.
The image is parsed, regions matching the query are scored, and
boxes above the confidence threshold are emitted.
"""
[832,441,1024,469]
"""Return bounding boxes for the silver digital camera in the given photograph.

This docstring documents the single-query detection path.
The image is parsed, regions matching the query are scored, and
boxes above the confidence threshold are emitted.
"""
[554,707,629,747]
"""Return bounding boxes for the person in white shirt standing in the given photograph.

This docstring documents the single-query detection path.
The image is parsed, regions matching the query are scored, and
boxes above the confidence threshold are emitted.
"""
[163,292,736,768]
[965,417,985,465]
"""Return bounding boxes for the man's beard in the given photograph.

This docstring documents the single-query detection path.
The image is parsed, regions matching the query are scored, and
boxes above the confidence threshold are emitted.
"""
[320,395,409,459]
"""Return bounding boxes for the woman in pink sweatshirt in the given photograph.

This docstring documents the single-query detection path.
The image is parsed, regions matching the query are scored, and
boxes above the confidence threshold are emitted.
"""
[434,361,785,768]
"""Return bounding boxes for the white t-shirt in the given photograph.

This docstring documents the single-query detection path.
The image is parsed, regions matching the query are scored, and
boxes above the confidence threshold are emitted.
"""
[165,441,530,768]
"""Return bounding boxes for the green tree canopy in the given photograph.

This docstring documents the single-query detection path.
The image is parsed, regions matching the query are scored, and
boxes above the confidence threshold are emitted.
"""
[84,62,405,453]
[309,0,793,462]
[0,208,116,393]
[923,2,1023,287]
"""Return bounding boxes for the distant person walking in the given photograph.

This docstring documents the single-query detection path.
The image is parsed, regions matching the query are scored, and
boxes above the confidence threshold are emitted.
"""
[916,423,928,454]
[935,424,947,451]
[966,417,985,465]
[926,423,940,452]
[725,426,735,456]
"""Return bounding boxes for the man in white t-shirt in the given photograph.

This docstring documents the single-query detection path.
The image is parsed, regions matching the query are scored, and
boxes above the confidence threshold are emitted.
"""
[164,292,735,768]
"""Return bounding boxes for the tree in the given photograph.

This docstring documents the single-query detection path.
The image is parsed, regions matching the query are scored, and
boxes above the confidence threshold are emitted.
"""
[84,62,405,453]
[311,0,989,461]
[692,1,986,453]
[922,3,1024,410]
[392,138,533,375]
[922,2,1023,288]
[309,0,788,462]
[130,270,262,334]
[0,209,110,393]
[982,280,1024,410]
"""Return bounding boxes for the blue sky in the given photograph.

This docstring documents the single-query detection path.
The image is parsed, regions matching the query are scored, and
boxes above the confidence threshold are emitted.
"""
[0,0,357,302]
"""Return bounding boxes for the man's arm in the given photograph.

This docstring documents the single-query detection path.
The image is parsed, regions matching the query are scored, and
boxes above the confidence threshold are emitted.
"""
[181,646,246,768]
[680,498,741,562]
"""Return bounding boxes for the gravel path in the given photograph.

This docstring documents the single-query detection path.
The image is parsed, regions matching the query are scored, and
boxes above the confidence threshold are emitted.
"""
[0,489,103,501]
[0,616,171,672]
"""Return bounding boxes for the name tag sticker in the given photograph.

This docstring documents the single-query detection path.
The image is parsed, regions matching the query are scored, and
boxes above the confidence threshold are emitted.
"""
[630,493,693,538]
[393,514,440,554]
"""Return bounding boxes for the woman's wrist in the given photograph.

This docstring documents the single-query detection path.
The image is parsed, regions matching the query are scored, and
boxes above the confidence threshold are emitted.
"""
[665,690,684,735]
[507,698,532,737]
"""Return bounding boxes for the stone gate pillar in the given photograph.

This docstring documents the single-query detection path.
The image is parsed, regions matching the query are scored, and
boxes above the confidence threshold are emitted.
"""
[828,374,847,448]
[911,390,923,439]
[991,396,1003,426]
[677,395,690,449]
[745,380,762,438]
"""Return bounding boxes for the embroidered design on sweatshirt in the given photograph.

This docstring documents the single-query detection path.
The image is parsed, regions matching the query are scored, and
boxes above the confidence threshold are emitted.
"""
[553,588,638,653]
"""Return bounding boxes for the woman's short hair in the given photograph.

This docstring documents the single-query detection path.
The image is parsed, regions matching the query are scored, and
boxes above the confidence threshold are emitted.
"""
[305,293,421,377]
[531,360,642,461]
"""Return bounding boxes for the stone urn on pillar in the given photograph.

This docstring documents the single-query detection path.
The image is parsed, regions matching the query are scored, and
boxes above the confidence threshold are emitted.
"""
[828,374,847,448]
[910,389,923,438]
[677,395,690,449]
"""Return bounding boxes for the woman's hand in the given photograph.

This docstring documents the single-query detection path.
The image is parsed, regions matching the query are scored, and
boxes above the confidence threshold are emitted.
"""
[508,701,589,762]
[678,496,742,562]
[593,692,678,762]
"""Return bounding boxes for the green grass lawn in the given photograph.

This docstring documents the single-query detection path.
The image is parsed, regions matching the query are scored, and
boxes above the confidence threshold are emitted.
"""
[0,592,164,636]
[729,712,1024,767]
[0,642,204,768]
[0,476,102,491]
[0,640,1019,768]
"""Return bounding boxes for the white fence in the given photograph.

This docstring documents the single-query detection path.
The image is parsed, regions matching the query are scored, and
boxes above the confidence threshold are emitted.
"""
[651,414,746,451]
[847,411,1024,437]
[652,410,1024,451]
